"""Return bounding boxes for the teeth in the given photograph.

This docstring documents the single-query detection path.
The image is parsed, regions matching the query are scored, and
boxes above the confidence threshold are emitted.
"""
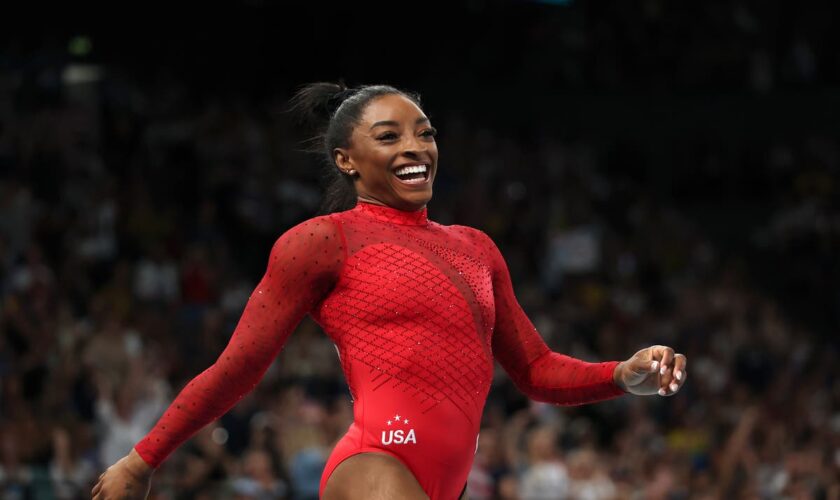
[394,164,428,176]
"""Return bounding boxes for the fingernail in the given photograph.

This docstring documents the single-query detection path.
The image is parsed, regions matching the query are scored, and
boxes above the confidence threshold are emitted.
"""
[660,365,667,375]
[675,371,682,381]
[651,361,659,371]
[658,388,666,396]
[670,383,678,392]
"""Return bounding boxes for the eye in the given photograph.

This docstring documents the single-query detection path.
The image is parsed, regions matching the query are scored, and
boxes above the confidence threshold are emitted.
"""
[420,127,437,138]
[376,131,398,141]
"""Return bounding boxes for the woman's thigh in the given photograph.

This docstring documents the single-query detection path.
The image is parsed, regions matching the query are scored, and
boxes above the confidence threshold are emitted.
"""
[321,452,430,500]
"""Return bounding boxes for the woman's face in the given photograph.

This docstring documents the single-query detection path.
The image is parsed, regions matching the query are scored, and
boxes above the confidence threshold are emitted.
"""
[334,93,438,211]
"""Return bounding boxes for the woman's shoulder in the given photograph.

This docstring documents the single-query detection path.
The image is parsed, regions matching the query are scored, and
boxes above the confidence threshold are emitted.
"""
[271,214,344,254]
[266,214,346,273]
[435,223,501,261]
[282,213,342,237]
[440,223,495,246]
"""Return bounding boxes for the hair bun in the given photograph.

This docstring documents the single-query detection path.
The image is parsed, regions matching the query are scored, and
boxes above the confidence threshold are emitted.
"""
[288,82,350,130]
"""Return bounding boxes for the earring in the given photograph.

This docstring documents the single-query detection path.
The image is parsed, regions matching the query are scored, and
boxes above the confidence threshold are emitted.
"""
[347,169,356,176]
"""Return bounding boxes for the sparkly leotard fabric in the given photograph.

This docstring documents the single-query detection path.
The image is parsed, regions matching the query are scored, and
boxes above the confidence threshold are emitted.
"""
[134,201,626,499]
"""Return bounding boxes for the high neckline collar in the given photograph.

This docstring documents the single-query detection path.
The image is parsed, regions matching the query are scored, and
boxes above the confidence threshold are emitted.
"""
[353,200,429,226]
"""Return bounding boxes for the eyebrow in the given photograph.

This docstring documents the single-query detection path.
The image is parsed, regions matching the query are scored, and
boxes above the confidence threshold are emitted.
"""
[369,117,430,130]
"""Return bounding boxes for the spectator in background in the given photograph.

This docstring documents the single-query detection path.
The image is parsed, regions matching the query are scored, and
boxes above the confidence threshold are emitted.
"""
[94,366,169,468]
[229,448,288,500]
[565,447,617,500]
[49,424,97,500]
[518,425,570,499]
[133,243,179,305]
[0,429,32,499]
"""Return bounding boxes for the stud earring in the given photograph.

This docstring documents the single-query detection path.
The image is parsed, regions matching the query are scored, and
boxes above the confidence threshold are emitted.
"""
[347,169,356,176]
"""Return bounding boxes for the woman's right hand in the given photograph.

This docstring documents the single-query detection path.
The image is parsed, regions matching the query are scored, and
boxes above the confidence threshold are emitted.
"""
[91,448,154,499]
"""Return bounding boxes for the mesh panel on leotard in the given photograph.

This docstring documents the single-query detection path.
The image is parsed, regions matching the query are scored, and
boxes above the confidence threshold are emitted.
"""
[312,210,497,423]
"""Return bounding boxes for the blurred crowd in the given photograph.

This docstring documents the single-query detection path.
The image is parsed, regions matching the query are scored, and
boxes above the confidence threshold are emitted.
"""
[1,5,840,498]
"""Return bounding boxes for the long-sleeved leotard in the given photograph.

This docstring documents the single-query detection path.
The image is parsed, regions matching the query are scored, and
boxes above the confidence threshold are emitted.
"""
[134,201,626,499]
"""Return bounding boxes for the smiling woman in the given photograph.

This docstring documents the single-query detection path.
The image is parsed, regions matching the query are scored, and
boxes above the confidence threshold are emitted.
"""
[333,93,438,211]
[91,82,687,500]
[291,83,439,213]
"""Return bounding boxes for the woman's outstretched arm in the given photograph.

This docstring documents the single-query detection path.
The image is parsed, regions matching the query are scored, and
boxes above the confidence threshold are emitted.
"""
[92,215,345,498]
[476,229,627,406]
[477,228,687,404]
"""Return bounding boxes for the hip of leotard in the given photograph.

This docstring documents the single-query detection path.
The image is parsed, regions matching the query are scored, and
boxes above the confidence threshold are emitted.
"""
[320,370,485,498]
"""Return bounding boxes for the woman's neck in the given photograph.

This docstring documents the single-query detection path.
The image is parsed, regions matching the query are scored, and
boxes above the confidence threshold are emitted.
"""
[356,195,426,212]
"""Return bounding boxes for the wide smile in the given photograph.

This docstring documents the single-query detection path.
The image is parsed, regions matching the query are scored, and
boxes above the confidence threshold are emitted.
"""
[392,162,431,187]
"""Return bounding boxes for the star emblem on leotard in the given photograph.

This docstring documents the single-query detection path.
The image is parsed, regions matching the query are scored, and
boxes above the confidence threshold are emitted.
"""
[385,413,410,426]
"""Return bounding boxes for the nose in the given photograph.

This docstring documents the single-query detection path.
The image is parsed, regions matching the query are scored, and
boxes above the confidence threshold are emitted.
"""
[401,134,428,159]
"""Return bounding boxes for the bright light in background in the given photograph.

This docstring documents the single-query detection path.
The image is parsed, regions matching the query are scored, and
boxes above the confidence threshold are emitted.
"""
[62,64,102,85]
[68,35,93,57]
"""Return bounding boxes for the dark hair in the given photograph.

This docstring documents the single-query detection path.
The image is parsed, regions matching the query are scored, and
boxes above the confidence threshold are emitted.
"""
[289,82,422,214]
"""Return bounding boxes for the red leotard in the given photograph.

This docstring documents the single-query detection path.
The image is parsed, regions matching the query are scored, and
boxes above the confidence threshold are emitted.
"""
[134,201,626,499]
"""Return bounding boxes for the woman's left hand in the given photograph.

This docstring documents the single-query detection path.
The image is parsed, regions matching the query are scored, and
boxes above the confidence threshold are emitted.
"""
[613,345,687,396]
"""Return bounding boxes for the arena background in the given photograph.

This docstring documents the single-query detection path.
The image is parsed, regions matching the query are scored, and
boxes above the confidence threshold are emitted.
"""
[1,1,838,498]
